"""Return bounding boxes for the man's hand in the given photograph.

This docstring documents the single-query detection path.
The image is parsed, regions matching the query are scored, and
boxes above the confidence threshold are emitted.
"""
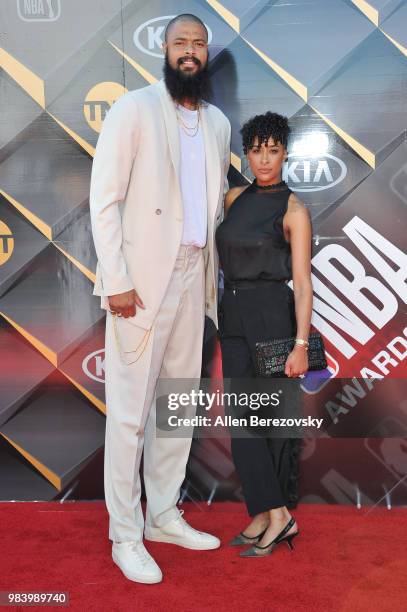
[108,289,145,318]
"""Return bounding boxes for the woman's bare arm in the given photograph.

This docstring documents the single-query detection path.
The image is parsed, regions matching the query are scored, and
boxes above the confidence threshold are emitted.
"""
[284,193,313,376]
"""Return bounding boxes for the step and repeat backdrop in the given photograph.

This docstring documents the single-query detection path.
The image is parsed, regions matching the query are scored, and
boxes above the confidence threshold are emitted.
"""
[0,0,406,506]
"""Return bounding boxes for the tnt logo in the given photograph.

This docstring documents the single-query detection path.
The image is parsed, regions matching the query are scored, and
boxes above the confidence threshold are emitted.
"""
[84,82,128,133]
[133,15,213,58]
[300,351,339,395]
[17,0,61,22]
[82,349,105,383]
[0,221,14,266]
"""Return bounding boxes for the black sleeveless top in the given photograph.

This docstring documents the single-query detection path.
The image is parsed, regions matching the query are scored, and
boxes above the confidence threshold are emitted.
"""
[215,179,292,283]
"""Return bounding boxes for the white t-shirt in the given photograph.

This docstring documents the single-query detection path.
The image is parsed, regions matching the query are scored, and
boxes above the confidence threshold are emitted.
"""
[177,104,208,247]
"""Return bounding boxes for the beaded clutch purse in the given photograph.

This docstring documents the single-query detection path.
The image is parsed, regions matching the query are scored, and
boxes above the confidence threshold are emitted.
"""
[255,332,327,376]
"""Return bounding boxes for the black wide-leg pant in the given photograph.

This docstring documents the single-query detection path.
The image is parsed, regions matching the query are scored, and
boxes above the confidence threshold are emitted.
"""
[219,281,300,517]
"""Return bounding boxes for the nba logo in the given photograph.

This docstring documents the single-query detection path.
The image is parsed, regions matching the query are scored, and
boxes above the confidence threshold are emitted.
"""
[17,0,61,22]
[300,351,339,394]
[365,419,407,491]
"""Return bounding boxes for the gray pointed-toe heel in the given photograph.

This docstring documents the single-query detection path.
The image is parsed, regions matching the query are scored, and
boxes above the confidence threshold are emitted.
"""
[239,543,276,557]
[229,526,268,547]
[239,517,299,558]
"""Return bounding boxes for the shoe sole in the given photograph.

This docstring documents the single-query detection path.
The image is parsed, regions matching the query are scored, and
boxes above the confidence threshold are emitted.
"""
[144,527,220,550]
[112,552,163,584]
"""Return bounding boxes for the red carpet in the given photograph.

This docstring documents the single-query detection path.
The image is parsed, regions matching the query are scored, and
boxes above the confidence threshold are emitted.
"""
[0,502,406,612]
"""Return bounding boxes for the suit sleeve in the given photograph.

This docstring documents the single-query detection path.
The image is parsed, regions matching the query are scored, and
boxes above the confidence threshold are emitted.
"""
[220,118,231,223]
[89,93,139,296]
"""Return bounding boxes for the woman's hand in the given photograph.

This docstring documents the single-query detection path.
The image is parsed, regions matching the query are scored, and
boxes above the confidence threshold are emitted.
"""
[284,345,309,378]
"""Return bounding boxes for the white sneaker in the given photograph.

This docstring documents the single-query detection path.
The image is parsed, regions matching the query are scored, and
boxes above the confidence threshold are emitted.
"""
[144,509,220,550]
[112,540,162,584]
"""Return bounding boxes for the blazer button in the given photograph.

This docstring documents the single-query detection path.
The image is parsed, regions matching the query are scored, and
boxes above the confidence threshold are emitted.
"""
[155,208,162,215]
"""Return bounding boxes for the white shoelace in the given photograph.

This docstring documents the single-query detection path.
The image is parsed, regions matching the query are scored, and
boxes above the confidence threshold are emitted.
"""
[175,509,203,535]
[126,542,151,566]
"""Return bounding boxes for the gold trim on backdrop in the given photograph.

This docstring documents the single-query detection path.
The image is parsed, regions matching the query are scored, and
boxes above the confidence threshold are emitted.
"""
[52,242,96,283]
[380,29,407,57]
[231,153,251,183]
[108,41,157,84]
[205,0,240,33]
[0,189,52,239]
[242,38,308,102]
[350,0,379,26]
[46,111,95,157]
[0,311,58,366]
[0,432,61,490]
[231,152,242,173]
[0,47,45,108]
[309,105,376,168]
[59,370,106,416]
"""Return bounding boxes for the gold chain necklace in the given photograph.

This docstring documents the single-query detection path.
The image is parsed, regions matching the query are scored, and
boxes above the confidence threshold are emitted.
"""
[176,105,200,137]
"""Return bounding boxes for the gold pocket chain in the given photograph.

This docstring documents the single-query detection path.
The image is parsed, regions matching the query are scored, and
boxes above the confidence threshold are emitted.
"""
[111,313,152,363]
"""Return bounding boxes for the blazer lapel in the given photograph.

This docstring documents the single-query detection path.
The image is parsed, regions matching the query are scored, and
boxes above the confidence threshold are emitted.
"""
[200,104,221,227]
[156,79,182,220]
[156,79,221,225]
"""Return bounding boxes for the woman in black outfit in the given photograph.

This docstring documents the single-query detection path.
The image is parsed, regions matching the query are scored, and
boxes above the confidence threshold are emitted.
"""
[215,112,313,557]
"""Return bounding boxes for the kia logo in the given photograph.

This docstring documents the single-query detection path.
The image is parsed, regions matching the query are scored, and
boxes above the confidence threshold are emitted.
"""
[82,349,105,383]
[133,15,213,58]
[283,153,347,192]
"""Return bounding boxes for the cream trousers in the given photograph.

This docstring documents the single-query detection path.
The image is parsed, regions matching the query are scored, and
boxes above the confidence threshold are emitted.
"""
[103,245,205,542]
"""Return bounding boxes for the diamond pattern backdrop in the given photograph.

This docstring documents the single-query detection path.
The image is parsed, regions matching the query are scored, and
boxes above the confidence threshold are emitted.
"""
[0,0,406,507]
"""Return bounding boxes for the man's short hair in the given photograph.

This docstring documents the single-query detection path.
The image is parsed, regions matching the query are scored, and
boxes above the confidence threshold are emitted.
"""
[164,14,208,42]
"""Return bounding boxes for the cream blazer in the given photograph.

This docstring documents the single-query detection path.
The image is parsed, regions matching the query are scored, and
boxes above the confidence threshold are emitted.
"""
[89,79,231,330]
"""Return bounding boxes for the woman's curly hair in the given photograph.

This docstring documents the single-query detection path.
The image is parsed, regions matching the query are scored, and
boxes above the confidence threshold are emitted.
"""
[240,111,291,154]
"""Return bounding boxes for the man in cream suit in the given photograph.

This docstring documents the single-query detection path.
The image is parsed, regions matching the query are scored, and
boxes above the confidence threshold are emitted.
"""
[89,14,231,584]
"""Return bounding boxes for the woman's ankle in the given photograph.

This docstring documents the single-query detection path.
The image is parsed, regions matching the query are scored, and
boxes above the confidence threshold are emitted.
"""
[243,514,270,535]
[269,507,287,522]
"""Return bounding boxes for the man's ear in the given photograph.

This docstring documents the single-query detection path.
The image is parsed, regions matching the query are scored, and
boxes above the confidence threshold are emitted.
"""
[162,42,167,54]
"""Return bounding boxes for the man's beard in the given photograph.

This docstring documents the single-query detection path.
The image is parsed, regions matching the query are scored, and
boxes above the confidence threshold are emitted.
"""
[163,53,212,106]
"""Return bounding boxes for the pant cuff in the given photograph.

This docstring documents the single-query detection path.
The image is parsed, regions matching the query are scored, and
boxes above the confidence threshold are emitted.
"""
[145,505,181,528]
[247,498,286,517]
[109,523,144,543]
